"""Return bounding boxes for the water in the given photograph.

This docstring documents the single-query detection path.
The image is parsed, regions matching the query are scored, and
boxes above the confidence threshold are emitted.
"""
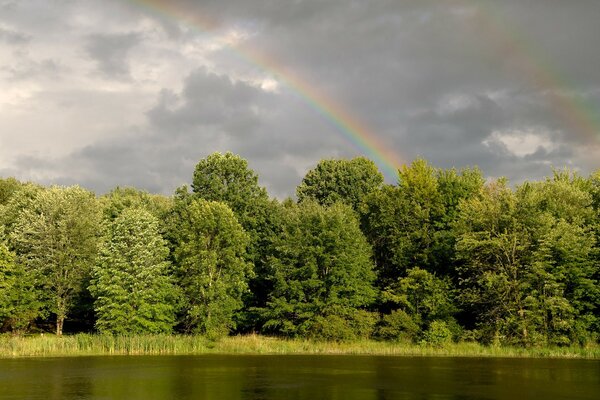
[0,355,598,399]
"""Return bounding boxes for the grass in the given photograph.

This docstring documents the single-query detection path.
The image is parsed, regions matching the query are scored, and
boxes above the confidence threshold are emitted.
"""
[1,334,599,359]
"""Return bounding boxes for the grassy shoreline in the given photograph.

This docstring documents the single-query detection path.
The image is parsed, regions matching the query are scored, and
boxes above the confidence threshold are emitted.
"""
[1,334,599,359]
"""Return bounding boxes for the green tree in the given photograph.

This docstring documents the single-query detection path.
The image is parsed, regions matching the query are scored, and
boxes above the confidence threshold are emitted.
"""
[11,186,100,335]
[361,159,483,284]
[0,239,42,333]
[381,268,457,327]
[191,152,268,217]
[520,172,598,344]
[0,177,23,206]
[189,152,282,331]
[297,157,384,210]
[361,159,441,283]
[90,208,177,334]
[0,182,43,236]
[173,199,251,337]
[100,186,173,223]
[262,201,377,339]
[454,180,533,344]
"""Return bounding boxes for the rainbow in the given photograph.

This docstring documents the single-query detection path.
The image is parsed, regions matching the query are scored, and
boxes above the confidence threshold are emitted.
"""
[129,0,404,180]
[459,0,600,146]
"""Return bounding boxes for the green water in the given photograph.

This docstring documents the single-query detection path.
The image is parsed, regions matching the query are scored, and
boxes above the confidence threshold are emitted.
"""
[0,355,598,399]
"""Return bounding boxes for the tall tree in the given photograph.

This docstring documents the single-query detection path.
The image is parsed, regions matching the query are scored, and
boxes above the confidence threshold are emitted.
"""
[520,172,598,344]
[360,160,483,284]
[0,182,43,236]
[172,199,251,337]
[189,152,281,330]
[191,152,268,217]
[262,201,377,339]
[11,186,100,335]
[90,208,177,334]
[100,186,173,223]
[0,177,23,206]
[297,157,384,210]
[454,179,533,344]
[0,238,41,333]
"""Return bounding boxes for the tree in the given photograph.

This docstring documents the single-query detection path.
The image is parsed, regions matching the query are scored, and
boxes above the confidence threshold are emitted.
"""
[191,152,268,217]
[454,179,533,344]
[189,152,282,331]
[11,186,100,335]
[0,182,43,236]
[90,208,177,334]
[360,159,443,283]
[297,157,384,210]
[172,199,251,337]
[360,160,483,285]
[520,172,598,344]
[381,267,457,328]
[0,177,23,206]
[0,239,41,333]
[100,186,173,223]
[261,201,377,339]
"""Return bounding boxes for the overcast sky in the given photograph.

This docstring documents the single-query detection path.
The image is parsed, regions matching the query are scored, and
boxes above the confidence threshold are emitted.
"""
[1,0,599,197]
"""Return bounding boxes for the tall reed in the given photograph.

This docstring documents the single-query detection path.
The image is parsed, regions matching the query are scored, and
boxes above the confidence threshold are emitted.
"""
[1,334,598,359]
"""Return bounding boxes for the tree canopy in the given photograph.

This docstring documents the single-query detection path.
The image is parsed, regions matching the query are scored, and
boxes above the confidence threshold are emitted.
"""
[90,208,177,334]
[0,153,597,346]
[297,157,384,210]
[171,198,251,337]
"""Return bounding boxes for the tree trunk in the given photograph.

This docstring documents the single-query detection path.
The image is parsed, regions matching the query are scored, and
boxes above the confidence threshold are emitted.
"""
[56,315,64,336]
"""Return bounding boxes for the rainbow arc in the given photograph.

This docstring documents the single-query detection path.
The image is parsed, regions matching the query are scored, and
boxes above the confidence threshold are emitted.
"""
[130,0,403,180]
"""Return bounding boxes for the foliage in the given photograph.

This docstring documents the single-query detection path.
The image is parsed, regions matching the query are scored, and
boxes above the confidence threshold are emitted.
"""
[189,152,281,331]
[382,267,457,326]
[0,239,42,333]
[261,201,377,339]
[90,208,177,334]
[100,187,172,224]
[0,155,598,347]
[191,152,268,217]
[172,199,252,337]
[454,175,597,346]
[377,309,421,342]
[423,320,453,346]
[360,159,483,284]
[10,186,100,335]
[297,157,384,210]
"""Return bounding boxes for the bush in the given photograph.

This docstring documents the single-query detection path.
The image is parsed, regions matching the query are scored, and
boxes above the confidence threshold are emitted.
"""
[308,314,355,341]
[423,320,453,346]
[307,309,377,341]
[376,310,420,342]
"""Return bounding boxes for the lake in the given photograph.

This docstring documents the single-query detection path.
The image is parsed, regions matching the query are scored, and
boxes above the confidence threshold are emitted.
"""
[0,355,598,399]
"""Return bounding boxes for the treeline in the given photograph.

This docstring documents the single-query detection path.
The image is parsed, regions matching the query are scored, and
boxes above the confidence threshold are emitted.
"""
[1,152,599,347]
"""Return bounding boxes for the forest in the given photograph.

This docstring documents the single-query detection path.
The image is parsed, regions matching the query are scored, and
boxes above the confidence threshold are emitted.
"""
[1,152,599,347]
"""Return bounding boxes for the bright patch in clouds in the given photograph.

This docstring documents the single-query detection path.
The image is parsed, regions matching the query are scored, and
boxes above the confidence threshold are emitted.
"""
[436,94,477,115]
[484,128,557,157]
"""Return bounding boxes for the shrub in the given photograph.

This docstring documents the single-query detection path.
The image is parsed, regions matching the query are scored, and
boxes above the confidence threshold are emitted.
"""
[376,310,420,342]
[423,320,453,346]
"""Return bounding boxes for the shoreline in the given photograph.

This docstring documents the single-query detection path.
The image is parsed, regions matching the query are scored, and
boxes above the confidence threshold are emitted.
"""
[1,334,598,359]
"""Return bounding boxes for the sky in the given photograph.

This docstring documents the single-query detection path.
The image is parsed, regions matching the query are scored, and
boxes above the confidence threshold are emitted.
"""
[1,0,599,198]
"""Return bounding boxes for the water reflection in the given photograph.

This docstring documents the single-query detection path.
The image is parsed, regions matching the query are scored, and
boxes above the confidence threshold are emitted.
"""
[0,355,598,400]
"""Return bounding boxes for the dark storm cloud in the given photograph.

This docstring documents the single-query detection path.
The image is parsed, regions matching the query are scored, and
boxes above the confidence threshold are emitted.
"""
[147,68,266,132]
[85,32,142,79]
[2,0,599,196]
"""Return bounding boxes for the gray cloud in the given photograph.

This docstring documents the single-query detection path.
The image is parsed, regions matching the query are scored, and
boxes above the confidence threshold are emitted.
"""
[1,0,599,197]
[0,25,30,45]
[85,32,142,79]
